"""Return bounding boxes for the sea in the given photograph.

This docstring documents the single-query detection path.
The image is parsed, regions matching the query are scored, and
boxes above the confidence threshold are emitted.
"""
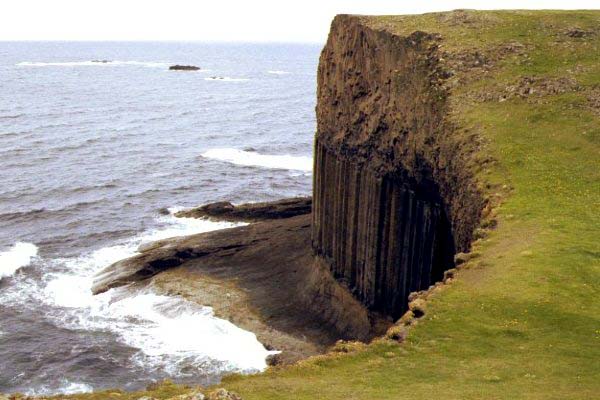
[0,41,319,395]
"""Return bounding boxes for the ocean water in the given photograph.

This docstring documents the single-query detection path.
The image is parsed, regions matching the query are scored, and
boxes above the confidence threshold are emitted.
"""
[0,42,319,395]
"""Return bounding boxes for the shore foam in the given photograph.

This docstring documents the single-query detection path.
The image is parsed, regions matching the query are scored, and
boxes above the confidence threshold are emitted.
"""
[38,213,271,377]
[202,148,313,171]
[0,242,38,280]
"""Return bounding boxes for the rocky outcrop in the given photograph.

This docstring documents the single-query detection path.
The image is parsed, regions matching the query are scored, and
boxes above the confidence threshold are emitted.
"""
[312,15,485,319]
[174,197,311,222]
[169,65,201,71]
[93,210,388,364]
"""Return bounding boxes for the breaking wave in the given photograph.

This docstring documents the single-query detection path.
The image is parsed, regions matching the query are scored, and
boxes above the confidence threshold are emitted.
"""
[202,148,312,171]
[0,211,274,384]
[26,381,94,396]
[0,242,38,280]
[267,70,291,75]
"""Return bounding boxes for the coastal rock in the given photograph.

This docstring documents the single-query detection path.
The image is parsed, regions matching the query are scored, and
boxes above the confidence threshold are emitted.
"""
[266,353,283,366]
[175,197,311,222]
[169,65,201,71]
[312,15,485,320]
[93,210,389,364]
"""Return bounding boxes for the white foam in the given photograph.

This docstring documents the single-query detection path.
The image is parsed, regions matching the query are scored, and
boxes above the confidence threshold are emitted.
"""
[34,213,273,376]
[44,215,240,309]
[204,77,250,82]
[267,70,291,75]
[90,291,272,372]
[0,242,38,280]
[25,380,94,396]
[202,148,313,171]
[17,61,168,68]
[58,381,94,394]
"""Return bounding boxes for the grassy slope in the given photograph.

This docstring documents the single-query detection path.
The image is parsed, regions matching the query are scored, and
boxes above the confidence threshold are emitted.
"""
[41,10,599,400]
[220,10,600,400]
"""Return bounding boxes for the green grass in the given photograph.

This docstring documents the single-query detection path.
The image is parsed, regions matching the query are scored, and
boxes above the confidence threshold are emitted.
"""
[29,10,599,400]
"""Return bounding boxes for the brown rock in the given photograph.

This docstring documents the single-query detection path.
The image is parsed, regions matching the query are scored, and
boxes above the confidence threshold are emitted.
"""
[93,214,390,365]
[175,197,311,222]
[408,299,427,318]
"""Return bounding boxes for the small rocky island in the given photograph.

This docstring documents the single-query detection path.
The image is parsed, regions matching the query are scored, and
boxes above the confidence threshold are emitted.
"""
[169,65,201,71]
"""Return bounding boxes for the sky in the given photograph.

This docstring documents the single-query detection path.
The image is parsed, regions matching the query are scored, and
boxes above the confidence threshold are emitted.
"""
[1,0,598,42]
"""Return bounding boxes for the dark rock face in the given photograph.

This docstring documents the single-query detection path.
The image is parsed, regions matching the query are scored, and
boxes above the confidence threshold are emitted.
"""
[175,197,311,222]
[313,144,454,319]
[169,65,201,71]
[313,15,484,319]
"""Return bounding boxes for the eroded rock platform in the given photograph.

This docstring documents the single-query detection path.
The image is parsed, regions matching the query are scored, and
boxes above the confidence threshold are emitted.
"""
[93,200,389,364]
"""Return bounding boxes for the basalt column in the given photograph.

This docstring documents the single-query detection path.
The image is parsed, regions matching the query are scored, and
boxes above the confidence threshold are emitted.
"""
[312,15,483,320]
[312,141,454,319]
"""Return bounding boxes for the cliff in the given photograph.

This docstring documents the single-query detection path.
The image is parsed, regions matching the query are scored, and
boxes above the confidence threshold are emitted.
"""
[312,15,484,319]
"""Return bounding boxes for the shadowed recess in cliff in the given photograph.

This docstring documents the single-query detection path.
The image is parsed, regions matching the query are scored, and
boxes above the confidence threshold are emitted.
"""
[312,15,484,320]
[312,142,455,319]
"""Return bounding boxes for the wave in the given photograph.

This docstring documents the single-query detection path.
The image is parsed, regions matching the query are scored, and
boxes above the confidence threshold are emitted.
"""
[0,242,38,280]
[267,70,291,75]
[202,148,313,171]
[16,60,169,68]
[0,212,273,381]
[26,380,94,396]
[0,113,25,120]
[204,77,250,82]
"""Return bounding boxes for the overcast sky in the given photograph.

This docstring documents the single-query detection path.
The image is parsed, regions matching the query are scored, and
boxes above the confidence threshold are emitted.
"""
[1,0,598,42]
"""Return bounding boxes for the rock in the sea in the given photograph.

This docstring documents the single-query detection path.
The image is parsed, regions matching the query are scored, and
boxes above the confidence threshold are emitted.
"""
[175,197,311,222]
[157,207,171,215]
[91,59,110,63]
[169,65,201,71]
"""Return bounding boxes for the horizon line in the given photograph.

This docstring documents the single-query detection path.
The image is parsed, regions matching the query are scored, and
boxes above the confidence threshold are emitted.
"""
[0,39,326,44]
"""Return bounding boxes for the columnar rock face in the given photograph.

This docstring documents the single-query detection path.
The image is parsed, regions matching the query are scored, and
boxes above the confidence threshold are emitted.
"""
[313,141,454,318]
[313,15,484,319]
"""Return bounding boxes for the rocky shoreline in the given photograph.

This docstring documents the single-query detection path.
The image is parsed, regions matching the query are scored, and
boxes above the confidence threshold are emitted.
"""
[92,199,390,366]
